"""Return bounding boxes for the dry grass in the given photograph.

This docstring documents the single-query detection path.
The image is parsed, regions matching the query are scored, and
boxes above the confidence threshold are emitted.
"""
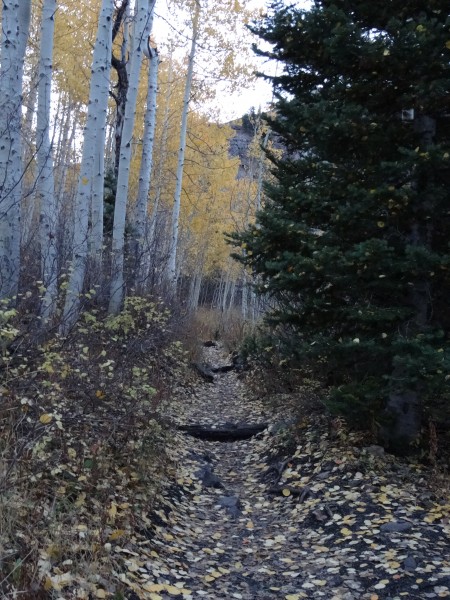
[182,307,257,358]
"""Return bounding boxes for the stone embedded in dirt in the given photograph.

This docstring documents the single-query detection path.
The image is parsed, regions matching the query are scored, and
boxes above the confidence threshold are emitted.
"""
[195,465,224,489]
[363,444,385,457]
[403,555,417,570]
[380,521,413,533]
[316,471,332,481]
[218,495,242,516]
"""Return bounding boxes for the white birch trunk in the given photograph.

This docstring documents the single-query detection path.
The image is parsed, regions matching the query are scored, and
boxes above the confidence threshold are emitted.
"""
[61,0,114,332]
[188,265,203,313]
[221,270,231,313]
[227,279,237,313]
[166,0,200,295]
[241,270,248,320]
[21,74,38,248]
[0,0,31,300]
[133,47,159,292]
[36,0,57,323]
[144,55,174,283]
[109,0,155,314]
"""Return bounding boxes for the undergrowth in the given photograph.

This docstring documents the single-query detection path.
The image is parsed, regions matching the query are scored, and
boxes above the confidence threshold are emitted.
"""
[240,330,450,469]
[0,297,188,598]
[182,307,255,360]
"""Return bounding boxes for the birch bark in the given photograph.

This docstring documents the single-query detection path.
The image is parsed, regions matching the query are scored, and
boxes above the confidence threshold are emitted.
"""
[61,0,114,332]
[166,0,200,295]
[133,47,159,292]
[109,0,155,314]
[36,0,58,322]
[0,0,31,300]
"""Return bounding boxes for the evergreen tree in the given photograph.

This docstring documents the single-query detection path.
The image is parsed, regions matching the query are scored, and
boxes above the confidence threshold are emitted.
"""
[231,0,450,453]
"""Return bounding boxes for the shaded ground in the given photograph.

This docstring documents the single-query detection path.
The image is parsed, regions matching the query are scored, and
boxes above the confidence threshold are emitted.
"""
[116,344,450,600]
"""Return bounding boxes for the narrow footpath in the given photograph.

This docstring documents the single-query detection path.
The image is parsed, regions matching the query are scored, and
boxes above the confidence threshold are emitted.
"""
[117,344,450,600]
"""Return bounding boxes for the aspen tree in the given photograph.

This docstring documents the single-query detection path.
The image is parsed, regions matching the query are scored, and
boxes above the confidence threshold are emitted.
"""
[61,0,114,332]
[0,0,31,300]
[166,0,200,295]
[36,0,58,322]
[109,0,155,314]
[133,45,159,292]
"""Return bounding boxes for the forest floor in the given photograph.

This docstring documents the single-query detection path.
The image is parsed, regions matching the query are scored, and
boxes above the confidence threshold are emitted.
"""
[114,344,450,600]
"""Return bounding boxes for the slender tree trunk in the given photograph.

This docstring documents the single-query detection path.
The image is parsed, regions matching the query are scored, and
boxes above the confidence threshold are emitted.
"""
[188,265,203,313]
[241,269,248,320]
[20,73,39,248]
[220,270,231,313]
[109,0,155,314]
[166,0,200,295]
[145,55,174,285]
[22,68,39,234]
[227,278,236,313]
[36,0,58,323]
[133,47,159,292]
[55,100,75,201]
[0,0,31,300]
[111,0,130,177]
[61,0,114,332]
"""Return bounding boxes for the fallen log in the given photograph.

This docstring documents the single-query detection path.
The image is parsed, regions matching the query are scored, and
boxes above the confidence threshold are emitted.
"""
[211,364,235,374]
[178,423,268,442]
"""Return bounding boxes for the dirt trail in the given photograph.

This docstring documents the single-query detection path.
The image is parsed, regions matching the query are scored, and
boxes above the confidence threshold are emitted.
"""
[118,344,450,600]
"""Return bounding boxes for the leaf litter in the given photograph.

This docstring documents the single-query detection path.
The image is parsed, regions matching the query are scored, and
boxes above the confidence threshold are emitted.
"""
[112,344,450,600]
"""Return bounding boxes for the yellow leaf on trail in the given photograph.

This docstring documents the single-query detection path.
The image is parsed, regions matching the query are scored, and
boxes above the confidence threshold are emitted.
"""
[143,584,163,593]
[108,502,117,521]
[204,575,215,582]
[285,595,302,600]
[95,590,107,599]
[74,492,86,507]
[446,41,450,49]
[43,576,52,591]
[109,529,125,540]
[149,594,163,600]
[39,413,52,424]
[340,527,352,536]
[282,488,291,497]
[164,585,184,595]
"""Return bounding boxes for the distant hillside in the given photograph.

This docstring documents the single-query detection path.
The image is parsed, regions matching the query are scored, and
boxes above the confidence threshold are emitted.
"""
[228,119,256,179]
[228,115,286,180]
